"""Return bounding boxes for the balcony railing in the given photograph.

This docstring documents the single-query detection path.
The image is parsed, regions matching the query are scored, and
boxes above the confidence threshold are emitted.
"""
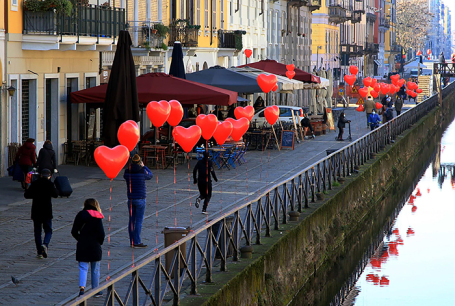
[168,24,199,47]
[390,44,401,54]
[366,12,377,23]
[218,30,236,49]
[307,0,321,11]
[365,42,379,54]
[351,10,362,23]
[288,0,308,7]
[379,17,390,28]
[126,21,164,49]
[23,4,126,41]
[328,1,348,24]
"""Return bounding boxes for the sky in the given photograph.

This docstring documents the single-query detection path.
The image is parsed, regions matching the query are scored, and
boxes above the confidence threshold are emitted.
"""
[445,0,455,32]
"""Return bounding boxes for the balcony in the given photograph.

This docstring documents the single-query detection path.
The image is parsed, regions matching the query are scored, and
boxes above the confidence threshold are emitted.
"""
[168,24,199,48]
[379,17,390,28]
[308,0,321,12]
[351,10,362,23]
[389,44,401,54]
[126,21,165,50]
[289,0,308,7]
[218,30,236,49]
[366,12,377,23]
[328,1,349,24]
[365,42,379,55]
[23,4,125,38]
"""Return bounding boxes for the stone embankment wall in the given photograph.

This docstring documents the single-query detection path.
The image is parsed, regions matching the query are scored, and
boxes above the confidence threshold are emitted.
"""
[184,87,455,306]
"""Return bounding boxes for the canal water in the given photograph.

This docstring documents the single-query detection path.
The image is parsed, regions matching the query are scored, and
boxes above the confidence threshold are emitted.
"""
[339,120,455,306]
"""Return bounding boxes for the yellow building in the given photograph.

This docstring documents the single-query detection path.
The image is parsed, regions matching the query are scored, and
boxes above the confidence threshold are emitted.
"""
[384,0,399,74]
[4,0,126,167]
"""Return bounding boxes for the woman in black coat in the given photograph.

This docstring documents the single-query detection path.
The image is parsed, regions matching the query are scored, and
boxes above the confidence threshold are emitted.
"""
[37,140,57,174]
[336,112,350,141]
[71,199,105,297]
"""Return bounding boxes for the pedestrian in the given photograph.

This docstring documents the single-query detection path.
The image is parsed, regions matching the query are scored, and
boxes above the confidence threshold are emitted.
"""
[398,84,406,101]
[227,104,236,119]
[383,105,394,123]
[451,52,455,63]
[368,110,382,130]
[193,151,218,214]
[71,198,105,298]
[438,52,445,64]
[15,138,36,189]
[395,97,403,116]
[24,168,59,259]
[386,97,393,108]
[381,94,388,107]
[254,96,265,112]
[36,140,57,175]
[336,112,350,141]
[364,96,375,127]
[123,154,153,248]
[300,113,315,139]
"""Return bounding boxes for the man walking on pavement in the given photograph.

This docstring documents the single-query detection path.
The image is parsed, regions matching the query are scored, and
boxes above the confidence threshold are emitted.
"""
[24,168,59,259]
[193,151,218,214]
[364,96,375,128]
[123,154,153,248]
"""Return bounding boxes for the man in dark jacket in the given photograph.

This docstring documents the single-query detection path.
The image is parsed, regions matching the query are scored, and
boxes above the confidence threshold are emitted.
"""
[193,152,218,214]
[37,140,57,174]
[123,154,153,248]
[300,113,315,139]
[395,97,403,116]
[336,112,350,141]
[24,168,59,258]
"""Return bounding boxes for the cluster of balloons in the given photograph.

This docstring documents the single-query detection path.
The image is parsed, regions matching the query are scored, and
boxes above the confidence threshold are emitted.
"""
[343,65,358,86]
[257,74,278,93]
[286,64,295,80]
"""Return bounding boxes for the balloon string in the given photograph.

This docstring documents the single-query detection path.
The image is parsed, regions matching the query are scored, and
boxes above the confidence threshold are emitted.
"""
[188,154,192,226]
[206,145,209,221]
[129,162,134,266]
[155,161,159,252]
[106,181,112,281]
[174,140,177,227]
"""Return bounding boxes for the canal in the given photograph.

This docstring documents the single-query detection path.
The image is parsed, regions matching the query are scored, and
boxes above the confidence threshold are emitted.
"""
[336,119,455,306]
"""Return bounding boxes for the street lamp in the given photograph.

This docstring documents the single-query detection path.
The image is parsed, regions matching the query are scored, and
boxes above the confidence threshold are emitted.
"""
[316,46,322,70]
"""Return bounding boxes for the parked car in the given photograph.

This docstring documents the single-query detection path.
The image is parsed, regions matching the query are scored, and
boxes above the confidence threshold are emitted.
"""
[251,105,304,127]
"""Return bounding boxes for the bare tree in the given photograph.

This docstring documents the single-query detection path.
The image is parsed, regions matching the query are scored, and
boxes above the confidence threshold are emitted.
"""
[396,0,433,52]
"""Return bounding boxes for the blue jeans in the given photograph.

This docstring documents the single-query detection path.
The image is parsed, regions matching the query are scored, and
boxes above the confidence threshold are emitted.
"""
[79,261,101,292]
[33,219,52,255]
[128,199,146,245]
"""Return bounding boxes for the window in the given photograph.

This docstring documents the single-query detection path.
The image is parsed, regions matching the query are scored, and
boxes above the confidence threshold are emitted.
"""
[204,0,209,29]
[197,0,201,26]
[279,108,291,117]
[220,0,224,29]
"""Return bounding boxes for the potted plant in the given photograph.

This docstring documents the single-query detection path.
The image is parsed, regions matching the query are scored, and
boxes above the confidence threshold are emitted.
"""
[24,0,45,12]
[154,23,169,37]
[44,0,73,16]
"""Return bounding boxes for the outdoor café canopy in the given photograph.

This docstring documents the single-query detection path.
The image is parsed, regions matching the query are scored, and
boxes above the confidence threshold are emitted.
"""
[71,73,238,106]
[301,77,330,89]
[229,67,303,93]
[186,65,263,93]
[238,59,321,84]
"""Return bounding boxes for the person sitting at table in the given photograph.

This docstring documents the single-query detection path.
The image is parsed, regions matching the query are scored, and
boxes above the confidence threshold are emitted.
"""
[193,152,218,215]
[300,113,315,139]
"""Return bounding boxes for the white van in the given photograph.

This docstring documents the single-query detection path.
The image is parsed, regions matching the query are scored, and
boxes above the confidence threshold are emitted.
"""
[251,105,304,126]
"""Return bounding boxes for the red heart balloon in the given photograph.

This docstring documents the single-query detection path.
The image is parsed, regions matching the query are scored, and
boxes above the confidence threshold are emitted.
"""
[359,87,369,98]
[370,90,379,98]
[349,65,359,75]
[407,82,417,90]
[397,79,406,87]
[380,84,389,95]
[373,83,380,92]
[363,77,373,87]
[389,86,396,95]
[344,74,356,86]
[395,85,401,92]
[94,145,129,180]
[375,102,383,110]
[168,100,183,127]
[427,49,431,55]
[244,49,252,58]
[264,105,279,125]
[257,74,278,93]
[172,125,202,152]
[234,105,255,121]
[147,100,171,127]
[371,78,377,87]
[411,91,418,98]
[196,114,218,140]
[286,64,295,71]
[213,121,233,146]
[272,84,278,92]
[406,89,413,96]
[416,88,423,94]
[416,50,422,56]
[391,74,400,82]
[286,70,296,80]
[356,105,364,112]
[225,118,250,142]
[117,120,139,152]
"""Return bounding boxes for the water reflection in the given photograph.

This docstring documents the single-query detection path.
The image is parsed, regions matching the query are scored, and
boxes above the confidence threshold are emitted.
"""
[342,121,455,306]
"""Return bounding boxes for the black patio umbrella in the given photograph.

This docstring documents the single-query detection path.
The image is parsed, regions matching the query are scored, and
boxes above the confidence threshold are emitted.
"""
[186,65,262,93]
[169,41,186,79]
[103,30,140,148]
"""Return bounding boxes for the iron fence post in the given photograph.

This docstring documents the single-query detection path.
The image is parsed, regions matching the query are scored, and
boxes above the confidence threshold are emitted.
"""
[173,249,180,306]
[221,218,227,271]
[155,257,161,306]
[265,194,271,237]
[246,204,252,244]
[132,270,139,306]
[256,198,262,245]
[206,227,213,283]
[190,237,197,295]
[106,284,115,306]
[274,187,279,230]
[233,211,239,261]
[298,175,303,212]
[282,183,287,224]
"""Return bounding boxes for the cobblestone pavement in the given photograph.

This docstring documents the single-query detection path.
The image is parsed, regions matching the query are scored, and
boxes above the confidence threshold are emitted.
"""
[0,105,412,305]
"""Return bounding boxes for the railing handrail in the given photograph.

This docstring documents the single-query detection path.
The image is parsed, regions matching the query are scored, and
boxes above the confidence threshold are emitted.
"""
[67,82,453,305]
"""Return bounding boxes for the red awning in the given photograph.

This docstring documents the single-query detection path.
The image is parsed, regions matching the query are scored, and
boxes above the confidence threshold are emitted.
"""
[71,73,238,106]
[238,59,320,83]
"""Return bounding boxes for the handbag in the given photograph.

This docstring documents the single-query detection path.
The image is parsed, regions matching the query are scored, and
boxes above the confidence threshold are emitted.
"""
[25,171,33,184]
[7,164,14,176]
[12,163,24,182]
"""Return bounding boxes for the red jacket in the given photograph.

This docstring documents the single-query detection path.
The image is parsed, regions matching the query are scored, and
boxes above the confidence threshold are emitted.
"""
[16,142,36,166]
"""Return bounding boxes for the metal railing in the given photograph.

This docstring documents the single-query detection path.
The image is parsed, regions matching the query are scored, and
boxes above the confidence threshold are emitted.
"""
[433,62,455,77]
[23,4,126,43]
[68,86,448,306]
[168,25,199,47]
[218,30,236,49]
[126,21,165,49]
